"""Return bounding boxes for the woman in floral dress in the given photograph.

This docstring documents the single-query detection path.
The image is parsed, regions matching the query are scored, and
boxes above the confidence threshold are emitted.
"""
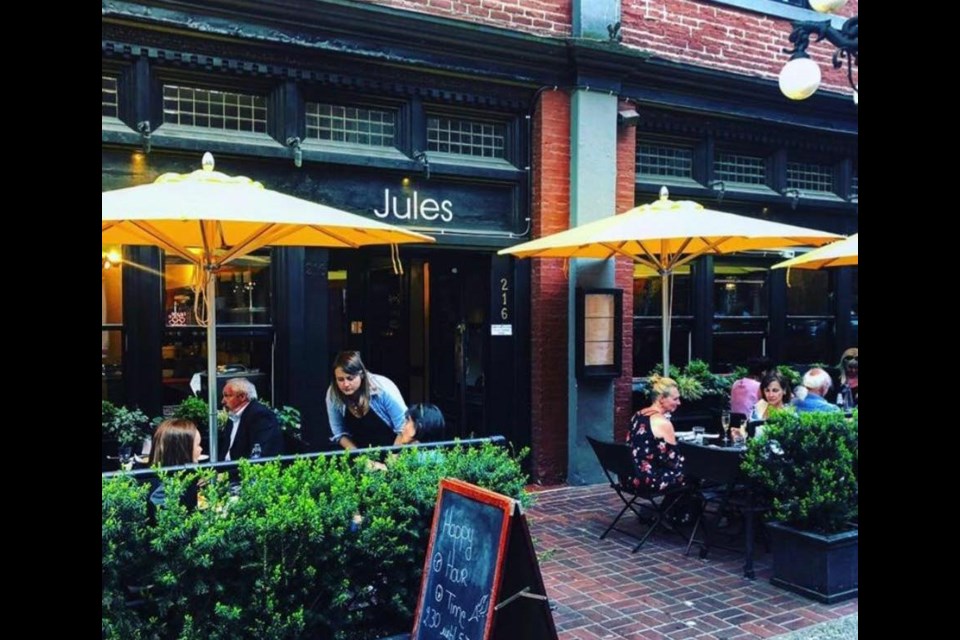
[627,375,685,491]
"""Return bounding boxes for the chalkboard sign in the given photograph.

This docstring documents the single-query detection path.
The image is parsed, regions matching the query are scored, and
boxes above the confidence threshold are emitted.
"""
[412,478,557,640]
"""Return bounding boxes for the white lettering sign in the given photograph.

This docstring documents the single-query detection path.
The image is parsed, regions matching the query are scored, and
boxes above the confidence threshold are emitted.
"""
[373,188,454,223]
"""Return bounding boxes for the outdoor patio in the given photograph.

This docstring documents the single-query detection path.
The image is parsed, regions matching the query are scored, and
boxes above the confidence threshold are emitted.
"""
[527,484,858,640]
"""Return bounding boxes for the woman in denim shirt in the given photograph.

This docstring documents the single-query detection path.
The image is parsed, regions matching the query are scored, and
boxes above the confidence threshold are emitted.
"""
[326,351,407,450]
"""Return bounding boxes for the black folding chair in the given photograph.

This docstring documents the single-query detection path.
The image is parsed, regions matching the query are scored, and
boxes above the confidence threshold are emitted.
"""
[586,436,688,553]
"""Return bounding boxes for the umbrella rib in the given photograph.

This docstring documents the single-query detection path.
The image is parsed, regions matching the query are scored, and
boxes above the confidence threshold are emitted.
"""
[218,223,286,266]
[311,225,363,248]
[126,221,198,264]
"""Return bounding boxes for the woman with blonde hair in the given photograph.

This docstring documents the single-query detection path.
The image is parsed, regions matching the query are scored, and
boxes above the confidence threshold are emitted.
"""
[626,375,685,491]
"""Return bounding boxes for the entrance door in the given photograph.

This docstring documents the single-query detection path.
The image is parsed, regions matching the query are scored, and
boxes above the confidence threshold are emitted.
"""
[426,254,489,439]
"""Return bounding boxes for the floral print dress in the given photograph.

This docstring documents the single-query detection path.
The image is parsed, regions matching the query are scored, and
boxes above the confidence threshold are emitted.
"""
[626,412,685,491]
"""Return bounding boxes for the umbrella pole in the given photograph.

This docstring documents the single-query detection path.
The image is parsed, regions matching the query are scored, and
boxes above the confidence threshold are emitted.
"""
[206,270,220,461]
[661,270,670,375]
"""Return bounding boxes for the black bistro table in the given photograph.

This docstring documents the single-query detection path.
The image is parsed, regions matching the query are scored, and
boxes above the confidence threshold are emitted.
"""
[677,439,765,579]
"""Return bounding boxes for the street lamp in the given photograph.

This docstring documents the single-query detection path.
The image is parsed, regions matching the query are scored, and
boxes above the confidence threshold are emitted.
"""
[778,0,858,102]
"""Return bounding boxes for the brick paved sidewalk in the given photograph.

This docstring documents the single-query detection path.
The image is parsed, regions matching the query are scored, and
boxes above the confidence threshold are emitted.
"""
[525,484,857,640]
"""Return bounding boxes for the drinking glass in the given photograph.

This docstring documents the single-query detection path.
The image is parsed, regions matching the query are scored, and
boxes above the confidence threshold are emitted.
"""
[720,411,732,443]
[692,426,705,445]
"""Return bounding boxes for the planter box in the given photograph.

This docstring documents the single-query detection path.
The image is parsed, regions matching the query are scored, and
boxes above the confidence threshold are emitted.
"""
[767,521,858,603]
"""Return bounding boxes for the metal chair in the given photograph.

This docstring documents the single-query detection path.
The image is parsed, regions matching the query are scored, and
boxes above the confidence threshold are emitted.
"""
[586,436,687,553]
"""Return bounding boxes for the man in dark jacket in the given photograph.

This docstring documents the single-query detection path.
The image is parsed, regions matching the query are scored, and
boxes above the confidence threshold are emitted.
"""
[220,377,283,460]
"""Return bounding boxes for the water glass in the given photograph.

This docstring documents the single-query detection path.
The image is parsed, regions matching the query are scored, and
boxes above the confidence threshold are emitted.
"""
[692,426,705,445]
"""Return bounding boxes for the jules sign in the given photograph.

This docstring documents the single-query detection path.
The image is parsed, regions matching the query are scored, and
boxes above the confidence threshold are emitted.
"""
[373,188,454,223]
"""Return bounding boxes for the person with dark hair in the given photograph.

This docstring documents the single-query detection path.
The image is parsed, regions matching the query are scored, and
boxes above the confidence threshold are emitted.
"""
[397,403,447,445]
[326,351,407,450]
[150,419,203,467]
[751,372,793,421]
[219,377,283,460]
[730,357,772,417]
[148,419,203,515]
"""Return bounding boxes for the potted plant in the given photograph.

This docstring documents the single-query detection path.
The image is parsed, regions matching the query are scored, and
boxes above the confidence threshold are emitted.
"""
[742,408,858,603]
[260,402,306,453]
[103,405,153,463]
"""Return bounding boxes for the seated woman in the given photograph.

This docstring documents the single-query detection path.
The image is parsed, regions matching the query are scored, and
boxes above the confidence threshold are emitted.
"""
[397,403,447,445]
[751,371,793,421]
[627,375,685,491]
[838,348,858,408]
[147,418,203,512]
[326,351,408,450]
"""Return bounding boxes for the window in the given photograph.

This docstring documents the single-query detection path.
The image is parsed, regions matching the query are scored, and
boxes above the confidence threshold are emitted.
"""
[162,85,267,133]
[427,116,505,158]
[636,144,693,179]
[163,252,272,326]
[714,152,766,186]
[783,269,834,364]
[306,103,396,147]
[102,245,123,402]
[102,76,119,118]
[713,261,769,370]
[787,161,834,194]
[632,264,693,375]
[161,250,274,409]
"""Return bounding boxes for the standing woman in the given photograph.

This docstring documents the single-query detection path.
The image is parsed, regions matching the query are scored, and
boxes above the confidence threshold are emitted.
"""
[627,375,685,491]
[326,351,408,450]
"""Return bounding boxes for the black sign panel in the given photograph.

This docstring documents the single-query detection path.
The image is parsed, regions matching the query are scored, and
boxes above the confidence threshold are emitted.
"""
[413,479,513,640]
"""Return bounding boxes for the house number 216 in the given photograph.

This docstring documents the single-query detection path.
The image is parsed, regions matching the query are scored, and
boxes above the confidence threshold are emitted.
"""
[499,278,510,320]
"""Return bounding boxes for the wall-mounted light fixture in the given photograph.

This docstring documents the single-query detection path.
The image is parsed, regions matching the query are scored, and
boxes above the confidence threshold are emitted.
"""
[783,188,801,210]
[413,150,431,180]
[136,120,151,154]
[285,137,303,168]
[708,179,726,203]
[617,107,640,127]
[778,0,857,102]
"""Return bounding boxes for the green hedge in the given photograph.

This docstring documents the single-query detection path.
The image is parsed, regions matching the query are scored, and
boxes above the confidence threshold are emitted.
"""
[742,409,858,533]
[102,443,529,639]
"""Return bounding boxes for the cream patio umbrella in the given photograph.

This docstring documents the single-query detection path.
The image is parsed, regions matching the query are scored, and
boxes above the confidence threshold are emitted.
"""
[499,187,841,374]
[772,233,858,270]
[102,152,434,460]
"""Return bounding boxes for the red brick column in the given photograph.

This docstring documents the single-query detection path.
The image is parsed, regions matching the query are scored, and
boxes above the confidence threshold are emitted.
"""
[530,89,570,485]
[613,107,636,444]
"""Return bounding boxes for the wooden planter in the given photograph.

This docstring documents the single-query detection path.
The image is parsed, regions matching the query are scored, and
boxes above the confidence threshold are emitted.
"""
[767,521,858,603]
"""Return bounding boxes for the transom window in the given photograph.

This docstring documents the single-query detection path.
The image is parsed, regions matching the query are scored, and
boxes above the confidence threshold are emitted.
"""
[306,103,396,147]
[427,116,505,158]
[787,161,834,193]
[636,144,693,179]
[102,76,119,118]
[162,85,267,133]
[714,152,767,186]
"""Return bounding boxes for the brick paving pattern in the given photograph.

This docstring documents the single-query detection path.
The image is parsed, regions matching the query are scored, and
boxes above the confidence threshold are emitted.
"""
[526,484,857,639]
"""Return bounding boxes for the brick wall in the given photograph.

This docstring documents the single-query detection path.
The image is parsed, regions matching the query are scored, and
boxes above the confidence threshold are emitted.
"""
[367,1,855,96]
[614,106,637,444]
[619,0,858,95]
[366,0,572,37]
[529,89,570,484]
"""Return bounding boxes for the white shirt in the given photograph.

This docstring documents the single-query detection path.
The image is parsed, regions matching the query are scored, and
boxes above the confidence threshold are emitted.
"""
[225,402,249,460]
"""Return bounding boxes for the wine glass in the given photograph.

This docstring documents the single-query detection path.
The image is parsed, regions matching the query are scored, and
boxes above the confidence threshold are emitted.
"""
[720,410,732,443]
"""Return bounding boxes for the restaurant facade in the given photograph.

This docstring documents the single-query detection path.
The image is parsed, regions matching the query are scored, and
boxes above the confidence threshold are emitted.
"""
[102,0,858,482]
